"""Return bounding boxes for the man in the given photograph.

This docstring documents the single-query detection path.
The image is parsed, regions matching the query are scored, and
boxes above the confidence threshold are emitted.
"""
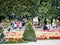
[44,19,47,25]
[43,23,49,30]
[38,17,40,25]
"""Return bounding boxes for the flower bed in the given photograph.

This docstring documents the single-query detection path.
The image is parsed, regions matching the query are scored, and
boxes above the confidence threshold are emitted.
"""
[4,30,60,41]
[36,30,60,39]
[4,31,24,41]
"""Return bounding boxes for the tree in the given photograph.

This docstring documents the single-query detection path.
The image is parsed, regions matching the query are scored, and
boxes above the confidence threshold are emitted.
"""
[0,0,60,20]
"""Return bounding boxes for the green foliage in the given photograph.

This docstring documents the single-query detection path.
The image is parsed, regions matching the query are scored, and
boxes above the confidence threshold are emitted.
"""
[0,27,4,38]
[38,0,60,18]
[30,0,40,6]
[0,27,3,33]
[38,6,48,18]
[23,23,36,41]
[47,19,51,24]
[0,33,4,39]
[0,0,60,20]
[4,23,10,27]
[40,19,44,24]
[3,18,8,22]
[0,27,5,43]
[40,19,51,24]
[5,39,29,43]
[5,40,18,43]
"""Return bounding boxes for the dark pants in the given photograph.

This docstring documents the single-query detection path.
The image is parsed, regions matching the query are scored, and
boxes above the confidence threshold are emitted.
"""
[43,26,49,30]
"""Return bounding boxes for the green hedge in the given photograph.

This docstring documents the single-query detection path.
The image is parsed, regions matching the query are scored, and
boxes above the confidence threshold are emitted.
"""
[23,22,36,41]
[0,27,5,43]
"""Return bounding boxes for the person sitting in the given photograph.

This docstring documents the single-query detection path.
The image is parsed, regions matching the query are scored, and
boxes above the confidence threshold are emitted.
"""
[43,23,49,30]
[22,21,25,26]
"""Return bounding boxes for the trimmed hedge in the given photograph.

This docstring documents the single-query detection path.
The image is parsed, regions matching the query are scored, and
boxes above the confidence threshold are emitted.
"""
[23,23,36,41]
[0,27,5,43]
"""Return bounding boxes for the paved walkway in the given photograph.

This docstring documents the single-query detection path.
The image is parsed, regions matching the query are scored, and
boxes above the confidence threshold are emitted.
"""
[33,25,60,31]
[4,24,60,32]
[0,40,60,45]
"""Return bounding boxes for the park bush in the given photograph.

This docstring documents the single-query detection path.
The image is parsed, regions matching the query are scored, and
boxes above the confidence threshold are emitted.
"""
[0,27,5,43]
[23,23,36,41]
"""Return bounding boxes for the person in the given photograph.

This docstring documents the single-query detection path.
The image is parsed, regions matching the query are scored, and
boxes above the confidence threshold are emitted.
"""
[32,18,33,23]
[38,17,40,25]
[22,18,26,26]
[7,26,11,31]
[43,23,49,30]
[14,22,17,29]
[22,21,25,26]
[51,18,53,26]
[44,19,47,25]
[19,22,22,29]
[16,21,20,28]
[52,19,55,28]
[10,21,14,28]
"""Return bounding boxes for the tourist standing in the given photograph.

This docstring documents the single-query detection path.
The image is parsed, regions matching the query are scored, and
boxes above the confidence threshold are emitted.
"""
[10,21,14,29]
[44,19,47,25]
[38,17,40,25]
[16,21,20,28]
[51,18,53,26]
[19,22,22,29]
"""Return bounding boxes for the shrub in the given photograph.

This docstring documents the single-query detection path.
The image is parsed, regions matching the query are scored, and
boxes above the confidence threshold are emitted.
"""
[23,23,36,41]
[0,27,5,43]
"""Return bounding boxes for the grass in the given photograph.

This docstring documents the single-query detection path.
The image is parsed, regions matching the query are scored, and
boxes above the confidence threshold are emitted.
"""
[4,39,31,44]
